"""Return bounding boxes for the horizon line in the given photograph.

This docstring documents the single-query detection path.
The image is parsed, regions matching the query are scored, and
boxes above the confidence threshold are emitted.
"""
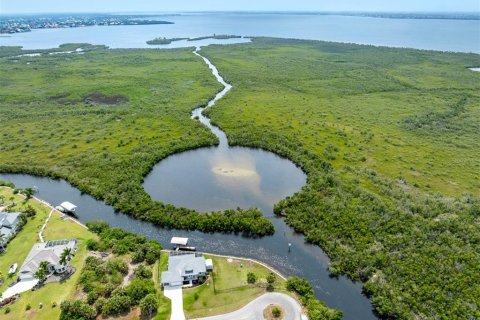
[1,10,479,15]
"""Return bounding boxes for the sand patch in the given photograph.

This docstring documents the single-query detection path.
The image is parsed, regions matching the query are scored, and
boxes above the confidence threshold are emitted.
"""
[212,166,258,178]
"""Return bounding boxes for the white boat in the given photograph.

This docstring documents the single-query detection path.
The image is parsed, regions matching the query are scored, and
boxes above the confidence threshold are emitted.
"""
[8,263,17,275]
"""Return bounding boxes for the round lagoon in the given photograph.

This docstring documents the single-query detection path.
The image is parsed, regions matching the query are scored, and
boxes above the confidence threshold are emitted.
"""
[143,145,306,214]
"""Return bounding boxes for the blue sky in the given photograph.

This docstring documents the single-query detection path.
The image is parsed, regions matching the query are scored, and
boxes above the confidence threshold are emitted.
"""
[1,0,479,14]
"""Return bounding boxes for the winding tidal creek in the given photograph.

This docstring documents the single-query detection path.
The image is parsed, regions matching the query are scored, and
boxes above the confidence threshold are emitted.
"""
[0,47,376,320]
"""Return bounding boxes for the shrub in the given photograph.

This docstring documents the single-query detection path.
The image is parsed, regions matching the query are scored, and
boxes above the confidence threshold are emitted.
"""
[247,272,257,284]
[272,307,281,318]
[267,272,276,284]
[139,293,158,318]
[60,300,96,320]
[101,294,131,316]
[126,279,156,304]
[24,205,37,217]
[85,239,99,251]
[131,250,145,263]
[133,264,152,279]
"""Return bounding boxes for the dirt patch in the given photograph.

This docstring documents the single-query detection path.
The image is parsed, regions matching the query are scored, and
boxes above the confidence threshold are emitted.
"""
[263,304,285,320]
[122,262,136,286]
[48,93,81,105]
[83,92,128,105]
[96,306,141,320]
[88,251,110,261]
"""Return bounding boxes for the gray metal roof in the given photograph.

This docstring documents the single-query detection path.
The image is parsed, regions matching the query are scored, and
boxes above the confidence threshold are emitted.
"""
[19,239,77,275]
[161,253,206,284]
[0,226,14,242]
[0,212,21,228]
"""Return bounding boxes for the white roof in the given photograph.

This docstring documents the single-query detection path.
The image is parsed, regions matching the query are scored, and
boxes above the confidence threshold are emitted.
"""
[205,259,213,268]
[19,239,77,275]
[171,237,189,246]
[60,202,77,211]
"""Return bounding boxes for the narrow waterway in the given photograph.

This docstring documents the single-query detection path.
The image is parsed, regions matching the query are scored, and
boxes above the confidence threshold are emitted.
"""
[0,47,377,320]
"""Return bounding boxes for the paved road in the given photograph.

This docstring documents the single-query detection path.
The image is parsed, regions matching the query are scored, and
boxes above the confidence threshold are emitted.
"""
[194,292,303,320]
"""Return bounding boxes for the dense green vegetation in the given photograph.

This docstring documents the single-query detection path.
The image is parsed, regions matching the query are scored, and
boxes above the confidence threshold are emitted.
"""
[286,277,342,320]
[201,38,480,319]
[60,221,161,319]
[146,37,188,45]
[0,44,274,237]
[188,34,242,41]
[146,35,242,45]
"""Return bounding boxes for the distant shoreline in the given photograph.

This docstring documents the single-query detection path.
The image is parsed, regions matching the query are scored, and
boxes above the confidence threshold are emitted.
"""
[1,11,478,21]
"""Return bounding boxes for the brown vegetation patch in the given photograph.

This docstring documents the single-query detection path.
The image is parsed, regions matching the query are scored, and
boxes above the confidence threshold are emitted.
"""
[83,92,128,105]
[48,93,81,105]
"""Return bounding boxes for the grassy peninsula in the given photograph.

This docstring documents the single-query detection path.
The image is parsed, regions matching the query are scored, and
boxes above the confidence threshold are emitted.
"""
[146,37,188,45]
[201,38,480,319]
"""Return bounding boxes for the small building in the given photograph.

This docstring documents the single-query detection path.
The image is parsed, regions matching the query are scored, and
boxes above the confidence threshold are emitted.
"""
[161,253,207,287]
[0,211,22,247]
[19,239,77,280]
[205,258,213,271]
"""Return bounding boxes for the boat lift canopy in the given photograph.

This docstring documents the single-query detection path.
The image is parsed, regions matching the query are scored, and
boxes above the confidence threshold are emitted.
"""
[170,237,189,246]
[59,201,77,212]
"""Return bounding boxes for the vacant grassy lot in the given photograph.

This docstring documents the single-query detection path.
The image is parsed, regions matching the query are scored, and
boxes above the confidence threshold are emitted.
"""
[0,187,97,320]
[201,38,480,319]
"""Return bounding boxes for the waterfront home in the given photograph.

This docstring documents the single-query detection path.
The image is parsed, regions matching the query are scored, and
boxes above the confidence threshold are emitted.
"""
[0,211,22,248]
[161,253,207,287]
[18,239,77,280]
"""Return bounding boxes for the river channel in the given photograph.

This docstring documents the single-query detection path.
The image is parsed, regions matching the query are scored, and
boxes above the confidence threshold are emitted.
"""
[0,48,376,320]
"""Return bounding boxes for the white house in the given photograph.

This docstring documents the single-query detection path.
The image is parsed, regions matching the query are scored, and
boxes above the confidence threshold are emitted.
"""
[0,211,22,247]
[161,253,207,287]
[18,239,77,280]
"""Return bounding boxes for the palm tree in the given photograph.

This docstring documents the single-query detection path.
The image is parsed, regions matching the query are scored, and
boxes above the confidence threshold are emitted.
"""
[60,247,73,266]
[34,261,50,283]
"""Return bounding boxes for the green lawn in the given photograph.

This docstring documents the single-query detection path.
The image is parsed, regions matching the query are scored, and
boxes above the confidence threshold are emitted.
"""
[0,187,97,320]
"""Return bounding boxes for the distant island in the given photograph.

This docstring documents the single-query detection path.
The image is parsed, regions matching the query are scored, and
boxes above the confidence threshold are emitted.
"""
[188,34,242,41]
[0,14,173,34]
[146,37,189,45]
[146,34,243,45]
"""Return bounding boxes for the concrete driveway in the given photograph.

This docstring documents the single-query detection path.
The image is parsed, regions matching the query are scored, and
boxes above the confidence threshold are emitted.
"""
[164,285,186,320]
[193,292,303,320]
[0,278,39,302]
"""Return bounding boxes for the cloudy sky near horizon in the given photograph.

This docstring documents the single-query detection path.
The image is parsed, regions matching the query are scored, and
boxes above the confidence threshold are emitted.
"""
[1,0,479,14]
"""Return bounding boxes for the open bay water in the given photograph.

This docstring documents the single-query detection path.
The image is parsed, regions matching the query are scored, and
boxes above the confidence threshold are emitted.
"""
[1,12,479,52]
